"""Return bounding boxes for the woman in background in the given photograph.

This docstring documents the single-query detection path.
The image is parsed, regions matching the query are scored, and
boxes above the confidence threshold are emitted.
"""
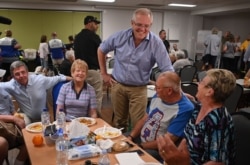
[38,34,49,73]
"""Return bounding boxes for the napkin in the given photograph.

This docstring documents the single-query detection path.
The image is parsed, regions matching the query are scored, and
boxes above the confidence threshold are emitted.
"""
[115,152,145,165]
[68,120,90,139]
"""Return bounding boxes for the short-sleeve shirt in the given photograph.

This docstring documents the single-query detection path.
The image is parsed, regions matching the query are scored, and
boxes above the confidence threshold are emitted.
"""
[140,93,194,142]
[56,81,97,118]
[184,106,235,165]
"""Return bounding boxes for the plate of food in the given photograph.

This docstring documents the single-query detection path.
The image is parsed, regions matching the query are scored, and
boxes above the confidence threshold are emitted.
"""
[26,122,43,133]
[94,126,122,139]
[73,117,96,126]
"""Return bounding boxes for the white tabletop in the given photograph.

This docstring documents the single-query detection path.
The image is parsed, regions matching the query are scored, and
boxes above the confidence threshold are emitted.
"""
[147,85,156,99]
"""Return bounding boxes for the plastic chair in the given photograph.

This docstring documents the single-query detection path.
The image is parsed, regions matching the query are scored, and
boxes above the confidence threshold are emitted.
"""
[224,84,243,114]
[52,81,67,120]
[179,65,197,82]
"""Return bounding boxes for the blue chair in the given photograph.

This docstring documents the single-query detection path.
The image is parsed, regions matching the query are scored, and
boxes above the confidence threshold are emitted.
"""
[52,81,67,120]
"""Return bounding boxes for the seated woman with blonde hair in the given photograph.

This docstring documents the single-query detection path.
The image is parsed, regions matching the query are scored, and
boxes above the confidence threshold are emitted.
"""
[56,59,97,120]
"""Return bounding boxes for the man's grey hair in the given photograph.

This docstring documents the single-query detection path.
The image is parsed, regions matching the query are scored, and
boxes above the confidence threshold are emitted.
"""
[132,8,153,23]
[176,50,185,60]
[65,50,75,60]
[10,61,28,76]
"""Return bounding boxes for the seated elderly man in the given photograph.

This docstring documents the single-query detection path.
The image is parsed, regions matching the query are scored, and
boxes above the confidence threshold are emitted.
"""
[173,50,191,74]
[58,49,75,76]
[127,71,194,161]
[0,61,72,124]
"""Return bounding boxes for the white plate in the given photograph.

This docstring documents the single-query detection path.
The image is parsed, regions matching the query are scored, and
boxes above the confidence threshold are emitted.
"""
[94,127,122,139]
[26,122,43,133]
[73,117,96,126]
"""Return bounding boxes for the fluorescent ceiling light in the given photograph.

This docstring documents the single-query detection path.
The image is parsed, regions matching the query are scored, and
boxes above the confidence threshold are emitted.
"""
[84,0,115,2]
[168,3,196,7]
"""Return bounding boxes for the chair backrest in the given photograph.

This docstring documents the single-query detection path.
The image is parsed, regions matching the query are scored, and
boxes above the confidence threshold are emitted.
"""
[108,58,115,68]
[150,67,161,81]
[231,111,250,165]
[52,81,67,120]
[179,65,197,82]
[197,70,206,82]
[181,82,198,99]
[224,84,243,114]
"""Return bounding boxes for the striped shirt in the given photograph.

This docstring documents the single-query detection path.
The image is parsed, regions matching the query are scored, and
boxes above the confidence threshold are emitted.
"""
[56,81,97,118]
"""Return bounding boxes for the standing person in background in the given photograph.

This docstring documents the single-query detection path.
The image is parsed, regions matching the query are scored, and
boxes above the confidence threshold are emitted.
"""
[74,15,103,116]
[98,8,174,131]
[48,32,65,68]
[65,35,74,50]
[203,27,221,70]
[221,33,235,73]
[159,29,170,53]
[0,30,21,81]
[234,35,242,75]
[38,34,49,73]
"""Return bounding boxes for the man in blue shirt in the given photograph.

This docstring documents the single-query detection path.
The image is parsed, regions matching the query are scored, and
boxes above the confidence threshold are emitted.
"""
[98,8,173,131]
[0,61,71,124]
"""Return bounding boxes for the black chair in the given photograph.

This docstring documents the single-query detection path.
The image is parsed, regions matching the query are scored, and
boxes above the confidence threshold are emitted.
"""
[231,111,250,165]
[150,67,161,81]
[181,82,198,100]
[224,84,243,114]
[108,58,115,68]
[179,65,197,82]
[197,70,206,82]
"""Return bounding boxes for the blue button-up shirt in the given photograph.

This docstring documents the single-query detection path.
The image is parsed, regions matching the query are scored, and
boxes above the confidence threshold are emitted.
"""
[100,28,173,86]
[0,74,66,122]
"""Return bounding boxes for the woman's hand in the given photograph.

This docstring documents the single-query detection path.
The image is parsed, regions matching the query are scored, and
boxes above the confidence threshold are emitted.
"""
[157,134,190,165]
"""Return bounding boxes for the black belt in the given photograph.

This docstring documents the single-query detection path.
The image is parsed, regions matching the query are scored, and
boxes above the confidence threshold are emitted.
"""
[111,75,146,87]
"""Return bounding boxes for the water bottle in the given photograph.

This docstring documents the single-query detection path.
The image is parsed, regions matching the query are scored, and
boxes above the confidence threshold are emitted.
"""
[56,128,68,165]
[56,109,66,132]
[98,151,110,165]
[41,108,50,134]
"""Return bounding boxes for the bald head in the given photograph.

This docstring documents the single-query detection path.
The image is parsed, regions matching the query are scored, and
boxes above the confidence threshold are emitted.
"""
[157,71,181,93]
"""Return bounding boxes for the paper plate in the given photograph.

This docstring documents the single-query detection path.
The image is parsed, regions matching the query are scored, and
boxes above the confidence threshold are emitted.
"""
[26,122,43,133]
[73,117,96,126]
[94,127,122,139]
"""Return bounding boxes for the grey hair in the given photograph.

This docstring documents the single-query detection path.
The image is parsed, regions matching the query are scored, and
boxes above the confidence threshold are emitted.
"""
[65,49,75,60]
[10,61,28,76]
[176,50,185,59]
[132,8,153,23]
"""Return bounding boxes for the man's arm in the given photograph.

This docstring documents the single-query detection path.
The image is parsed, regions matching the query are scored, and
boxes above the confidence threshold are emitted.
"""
[127,114,148,141]
[140,132,180,150]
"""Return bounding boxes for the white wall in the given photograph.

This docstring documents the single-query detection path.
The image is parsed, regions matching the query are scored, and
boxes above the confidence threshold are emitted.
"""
[203,13,250,42]
[101,9,164,40]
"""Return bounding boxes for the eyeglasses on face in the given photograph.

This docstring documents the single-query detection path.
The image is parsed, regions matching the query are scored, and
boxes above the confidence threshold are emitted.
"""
[155,86,172,90]
[133,21,151,29]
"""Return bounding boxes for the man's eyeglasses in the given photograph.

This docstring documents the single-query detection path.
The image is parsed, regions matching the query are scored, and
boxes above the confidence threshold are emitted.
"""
[133,21,151,29]
[155,86,172,90]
